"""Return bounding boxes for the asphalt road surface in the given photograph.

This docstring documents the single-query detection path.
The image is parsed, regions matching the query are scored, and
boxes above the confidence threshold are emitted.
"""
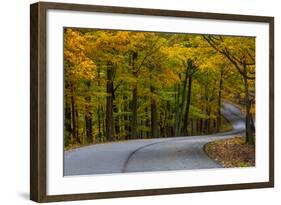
[64,102,245,176]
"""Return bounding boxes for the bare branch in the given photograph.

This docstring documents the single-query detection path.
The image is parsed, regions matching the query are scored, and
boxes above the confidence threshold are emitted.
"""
[114,80,123,93]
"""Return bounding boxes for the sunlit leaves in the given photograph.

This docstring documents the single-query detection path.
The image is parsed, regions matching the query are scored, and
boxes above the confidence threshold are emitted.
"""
[64,29,96,80]
[64,28,256,144]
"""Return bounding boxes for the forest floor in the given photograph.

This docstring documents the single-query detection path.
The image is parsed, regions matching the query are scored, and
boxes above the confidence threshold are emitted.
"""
[204,136,255,167]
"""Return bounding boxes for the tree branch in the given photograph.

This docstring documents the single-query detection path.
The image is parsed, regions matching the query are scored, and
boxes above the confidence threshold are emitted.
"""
[203,35,255,80]
[135,37,162,73]
[114,80,123,93]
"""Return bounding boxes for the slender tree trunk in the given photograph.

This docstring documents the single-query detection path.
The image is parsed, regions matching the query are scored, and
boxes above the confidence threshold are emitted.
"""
[131,85,138,139]
[98,105,102,141]
[75,107,80,143]
[174,84,181,136]
[203,81,211,134]
[97,103,102,142]
[161,108,165,137]
[212,118,217,133]
[102,106,106,141]
[183,74,192,135]
[84,81,93,144]
[243,64,254,144]
[113,103,119,140]
[164,102,168,137]
[150,85,158,138]
[97,66,102,142]
[130,52,139,139]
[199,119,203,133]
[120,95,125,140]
[140,119,143,139]
[216,69,223,132]
[64,99,72,145]
[123,95,130,140]
[70,85,78,143]
[85,114,92,143]
[100,106,106,142]
[145,107,150,138]
[177,71,189,136]
[106,62,114,141]
[166,101,172,137]
[206,107,211,133]
[192,119,196,135]
[159,113,163,137]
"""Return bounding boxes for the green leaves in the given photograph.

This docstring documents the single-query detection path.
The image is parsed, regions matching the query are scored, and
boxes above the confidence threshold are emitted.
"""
[64,28,255,146]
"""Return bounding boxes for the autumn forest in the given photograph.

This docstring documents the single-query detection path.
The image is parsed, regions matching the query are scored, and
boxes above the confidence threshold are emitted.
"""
[63,28,255,149]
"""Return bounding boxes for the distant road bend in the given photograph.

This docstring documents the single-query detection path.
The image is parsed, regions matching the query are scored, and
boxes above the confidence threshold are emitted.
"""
[64,102,245,176]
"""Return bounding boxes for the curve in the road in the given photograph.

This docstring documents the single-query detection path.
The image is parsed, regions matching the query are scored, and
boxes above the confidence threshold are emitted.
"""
[121,140,169,173]
[64,102,245,176]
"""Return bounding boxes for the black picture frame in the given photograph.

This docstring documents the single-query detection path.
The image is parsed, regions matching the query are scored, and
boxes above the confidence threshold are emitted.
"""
[30,1,274,202]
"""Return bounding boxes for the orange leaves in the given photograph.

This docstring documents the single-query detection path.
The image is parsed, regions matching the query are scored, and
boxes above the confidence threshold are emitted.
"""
[250,106,256,115]
[160,69,180,86]
[64,28,96,81]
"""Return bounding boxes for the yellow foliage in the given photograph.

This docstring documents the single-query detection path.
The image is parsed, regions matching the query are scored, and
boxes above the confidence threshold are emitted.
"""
[64,28,96,81]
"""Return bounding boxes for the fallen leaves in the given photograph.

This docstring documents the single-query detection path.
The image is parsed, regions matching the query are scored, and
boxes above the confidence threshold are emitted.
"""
[204,136,255,168]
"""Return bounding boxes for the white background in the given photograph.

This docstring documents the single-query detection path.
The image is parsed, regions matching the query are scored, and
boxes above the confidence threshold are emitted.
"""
[47,9,269,195]
[0,0,279,204]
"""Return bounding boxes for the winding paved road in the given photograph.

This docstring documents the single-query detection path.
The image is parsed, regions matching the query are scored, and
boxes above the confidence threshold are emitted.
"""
[64,103,245,176]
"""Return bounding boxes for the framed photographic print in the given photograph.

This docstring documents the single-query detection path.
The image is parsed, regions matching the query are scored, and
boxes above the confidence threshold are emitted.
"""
[30,1,274,202]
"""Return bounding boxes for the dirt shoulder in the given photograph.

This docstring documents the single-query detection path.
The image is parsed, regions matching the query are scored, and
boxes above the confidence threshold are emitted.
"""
[204,136,255,168]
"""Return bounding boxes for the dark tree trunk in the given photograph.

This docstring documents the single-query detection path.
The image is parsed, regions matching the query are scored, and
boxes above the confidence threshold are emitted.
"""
[131,86,138,139]
[140,119,143,139]
[74,105,79,144]
[177,71,189,136]
[84,81,93,144]
[183,74,192,135]
[196,119,199,133]
[145,107,150,138]
[64,102,72,133]
[123,95,130,140]
[205,107,211,133]
[161,107,166,138]
[112,77,119,140]
[97,103,102,142]
[243,64,254,144]
[70,85,78,143]
[174,84,181,136]
[204,80,211,134]
[166,101,172,137]
[113,104,120,140]
[106,62,114,141]
[150,85,158,138]
[212,119,217,133]
[85,114,92,143]
[97,108,102,141]
[216,69,223,132]
[200,119,203,133]
[64,99,72,145]
[130,52,138,139]
[102,106,106,141]
[97,66,102,142]
[159,114,164,137]
[191,119,195,135]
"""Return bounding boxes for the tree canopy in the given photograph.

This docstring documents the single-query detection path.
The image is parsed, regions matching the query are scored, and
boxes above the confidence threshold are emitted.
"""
[63,28,255,147]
